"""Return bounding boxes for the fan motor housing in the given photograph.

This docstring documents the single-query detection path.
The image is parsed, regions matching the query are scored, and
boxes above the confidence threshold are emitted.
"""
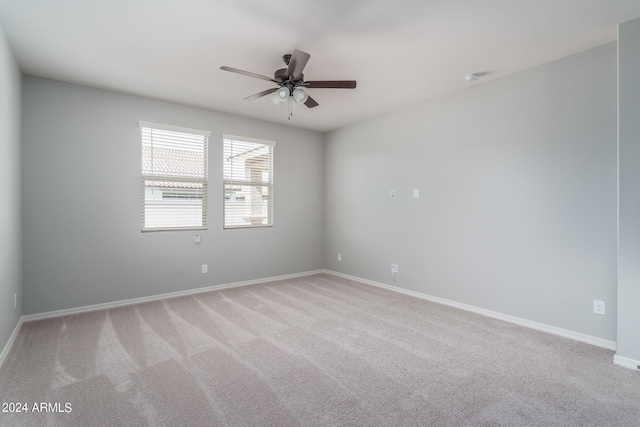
[274,68,302,83]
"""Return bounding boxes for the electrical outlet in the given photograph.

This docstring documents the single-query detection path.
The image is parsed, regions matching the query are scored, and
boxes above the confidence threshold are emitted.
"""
[194,234,201,244]
[390,190,395,199]
[413,188,420,198]
[202,264,208,274]
[391,264,399,274]
[593,300,605,315]
[338,253,342,261]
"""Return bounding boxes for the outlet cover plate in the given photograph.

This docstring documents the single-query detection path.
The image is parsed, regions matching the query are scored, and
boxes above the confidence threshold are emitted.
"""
[593,300,605,315]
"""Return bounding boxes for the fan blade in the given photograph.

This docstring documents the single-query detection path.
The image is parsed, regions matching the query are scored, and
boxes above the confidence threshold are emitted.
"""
[286,49,310,80]
[220,66,277,83]
[244,87,278,101]
[304,95,319,108]
[305,80,357,89]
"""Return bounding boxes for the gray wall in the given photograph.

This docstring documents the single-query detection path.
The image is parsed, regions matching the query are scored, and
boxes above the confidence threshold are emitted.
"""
[22,77,325,314]
[325,43,618,341]
[0,23,22,350]
[617,19,640,362]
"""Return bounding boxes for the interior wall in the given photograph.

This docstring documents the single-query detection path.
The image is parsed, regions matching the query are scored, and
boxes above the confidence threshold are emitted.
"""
[324,43,618,341]
[22,76,325,314]
[0,23,22,351]
[617,18,640,364]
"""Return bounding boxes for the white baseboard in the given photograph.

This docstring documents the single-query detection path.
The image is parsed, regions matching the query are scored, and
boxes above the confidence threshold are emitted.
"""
[324,270,617,351]
[22,270,324,322]
[0,317,24,369]
[613,354,640,371]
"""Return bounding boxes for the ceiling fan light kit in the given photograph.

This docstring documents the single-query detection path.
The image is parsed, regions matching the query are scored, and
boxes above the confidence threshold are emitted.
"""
[221,49,356,120]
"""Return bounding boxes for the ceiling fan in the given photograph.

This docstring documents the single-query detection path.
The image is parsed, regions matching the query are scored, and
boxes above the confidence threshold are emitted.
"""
[220,49,356,112]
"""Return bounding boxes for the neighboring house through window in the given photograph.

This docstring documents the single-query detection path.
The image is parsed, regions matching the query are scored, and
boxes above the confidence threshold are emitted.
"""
[223,135,275,228]
[140,121,210,231]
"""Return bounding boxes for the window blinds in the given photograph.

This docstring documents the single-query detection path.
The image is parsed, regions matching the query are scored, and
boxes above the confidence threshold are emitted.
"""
[140,122,210,231]
[223,135,275,229]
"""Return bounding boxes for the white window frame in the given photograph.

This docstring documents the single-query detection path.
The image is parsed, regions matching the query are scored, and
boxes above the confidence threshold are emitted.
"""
[140,121,210,232]
[223,134,275,229]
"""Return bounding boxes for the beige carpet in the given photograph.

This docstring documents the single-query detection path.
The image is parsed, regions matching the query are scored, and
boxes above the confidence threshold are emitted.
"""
[1,273,639,426]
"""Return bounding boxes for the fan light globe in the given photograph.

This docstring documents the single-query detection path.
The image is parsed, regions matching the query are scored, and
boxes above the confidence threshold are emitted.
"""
[293,88,308,104]
[277,87,289,99]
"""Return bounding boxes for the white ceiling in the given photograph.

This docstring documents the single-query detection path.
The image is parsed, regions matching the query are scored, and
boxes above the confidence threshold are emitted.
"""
[1,1,639,132]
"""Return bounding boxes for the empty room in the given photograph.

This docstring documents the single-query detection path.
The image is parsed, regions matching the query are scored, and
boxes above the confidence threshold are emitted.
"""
[1,1,640,425]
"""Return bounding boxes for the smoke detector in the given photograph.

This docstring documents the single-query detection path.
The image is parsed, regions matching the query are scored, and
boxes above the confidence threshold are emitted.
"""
[465,73,479,82]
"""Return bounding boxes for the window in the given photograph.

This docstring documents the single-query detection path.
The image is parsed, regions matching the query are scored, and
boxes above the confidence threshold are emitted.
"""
[140,121,210,231]
[223,135,275,228]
